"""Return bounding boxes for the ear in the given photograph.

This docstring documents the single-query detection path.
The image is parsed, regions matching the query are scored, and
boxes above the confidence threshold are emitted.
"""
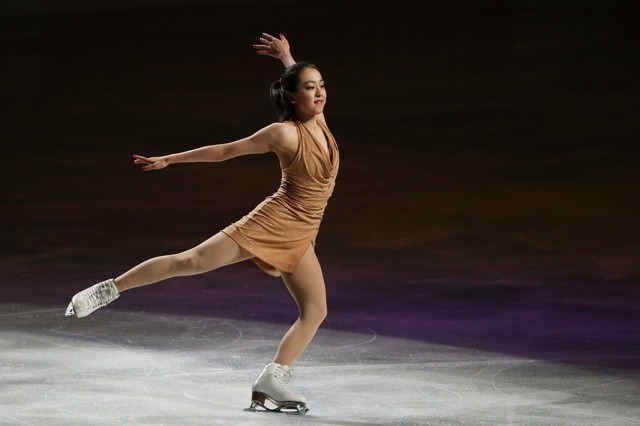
[287,95,296,104]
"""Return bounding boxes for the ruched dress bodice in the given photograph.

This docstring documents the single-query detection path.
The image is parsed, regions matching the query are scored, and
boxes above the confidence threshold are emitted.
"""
[222,119,339,274]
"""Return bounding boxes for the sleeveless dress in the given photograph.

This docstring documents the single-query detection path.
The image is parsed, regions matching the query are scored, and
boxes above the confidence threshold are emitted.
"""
[221,119,340,275]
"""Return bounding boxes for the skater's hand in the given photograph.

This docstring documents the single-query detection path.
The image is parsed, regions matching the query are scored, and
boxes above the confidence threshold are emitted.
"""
[133,154,169,171]
[253,33,289,58]
[253,33,295,67]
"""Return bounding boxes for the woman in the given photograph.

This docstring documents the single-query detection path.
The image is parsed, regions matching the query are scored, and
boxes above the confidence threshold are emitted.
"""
[65,33,339,415]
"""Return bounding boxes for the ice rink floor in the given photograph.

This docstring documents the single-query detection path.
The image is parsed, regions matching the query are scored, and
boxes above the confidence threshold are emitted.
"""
[2,269,639,425]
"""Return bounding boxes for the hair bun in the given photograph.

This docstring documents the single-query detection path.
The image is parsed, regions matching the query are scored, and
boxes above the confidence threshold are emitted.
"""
[269,62,317,122]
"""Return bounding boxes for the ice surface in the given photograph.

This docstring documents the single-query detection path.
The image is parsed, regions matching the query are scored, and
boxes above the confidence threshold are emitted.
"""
[1,304,638,425]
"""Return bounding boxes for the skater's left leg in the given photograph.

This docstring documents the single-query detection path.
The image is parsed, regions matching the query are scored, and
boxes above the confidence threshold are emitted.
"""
[246,245,324,413]
[273,244,327,366]
[66,232,252,318]
[114,232,252,292]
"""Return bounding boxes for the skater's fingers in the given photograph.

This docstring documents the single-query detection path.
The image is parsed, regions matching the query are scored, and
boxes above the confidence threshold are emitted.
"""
[261,32,276,41]
[133,154,152,163]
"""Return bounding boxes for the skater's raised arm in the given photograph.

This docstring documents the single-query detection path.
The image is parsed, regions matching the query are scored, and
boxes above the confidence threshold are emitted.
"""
[133,122,297,171]
[253,33,295,68]
[254,33,327,125]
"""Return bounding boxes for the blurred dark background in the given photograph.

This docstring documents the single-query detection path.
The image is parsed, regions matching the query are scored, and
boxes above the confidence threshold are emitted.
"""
[1,1,639,365]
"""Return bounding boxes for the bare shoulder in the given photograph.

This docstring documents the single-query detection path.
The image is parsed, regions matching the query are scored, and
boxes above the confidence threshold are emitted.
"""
[267,121,297,142]
[267,121,298,156]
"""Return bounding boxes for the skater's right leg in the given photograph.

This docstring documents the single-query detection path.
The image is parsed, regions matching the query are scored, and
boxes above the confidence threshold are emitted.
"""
[114,232,252,292]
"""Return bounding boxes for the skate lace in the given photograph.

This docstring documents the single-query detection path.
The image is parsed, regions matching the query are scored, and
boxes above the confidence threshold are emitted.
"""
[275,366,293,385]
[84,281,118,310]
[283,369,293,384]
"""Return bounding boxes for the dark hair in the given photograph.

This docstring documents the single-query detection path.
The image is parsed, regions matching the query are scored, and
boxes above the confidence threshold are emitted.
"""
[270,62,318,122]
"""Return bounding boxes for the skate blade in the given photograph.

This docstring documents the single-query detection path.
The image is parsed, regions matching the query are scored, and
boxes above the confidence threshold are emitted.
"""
[244,400,308,415]
[65,302,76,317]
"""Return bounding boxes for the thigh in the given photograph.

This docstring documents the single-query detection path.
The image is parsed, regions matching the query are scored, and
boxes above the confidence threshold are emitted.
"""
[281,244,327,310]
[187,232,254,271]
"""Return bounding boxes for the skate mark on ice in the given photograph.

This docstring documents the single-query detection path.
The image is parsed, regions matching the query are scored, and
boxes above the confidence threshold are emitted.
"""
[552,372,640,394]
[49,330,131,356]
[415,383,463,410]
[0,307,60,318]
[140,356,156,379]
[44,385,64,401]
[163,319,242,364]
[491,362,529,396]
[212,320,243,351]
[349,348,364,366]
[316,319,377,351]
[143,380,231,411]
[0,411,34,426]
[470,363,491,377]
[159,367,256,380]
[31,329,162,392]
[545,402,640,424]
[144,382,162,399]
[489,363,640,422]
[153,364,194,379]
[492,361,640,397]
[180,318,243,351]
[375,401,403,411]
[17,332,112,357]
[42,394,104,419]
[130,415,167,426]
[178,389,238,408]
[52,405,79,417]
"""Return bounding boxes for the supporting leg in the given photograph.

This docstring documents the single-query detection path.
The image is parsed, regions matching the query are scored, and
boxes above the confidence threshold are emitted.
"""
[246,245,326,414]
[274,244,327,366]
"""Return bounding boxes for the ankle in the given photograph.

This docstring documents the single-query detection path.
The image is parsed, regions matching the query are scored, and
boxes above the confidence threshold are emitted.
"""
[113,278,125,293]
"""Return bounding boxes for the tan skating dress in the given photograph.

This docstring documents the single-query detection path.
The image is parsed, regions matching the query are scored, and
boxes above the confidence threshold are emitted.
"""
[222,119,339,275]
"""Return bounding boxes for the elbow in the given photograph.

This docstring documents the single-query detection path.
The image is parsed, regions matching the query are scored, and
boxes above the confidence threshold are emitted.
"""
[212,145,228,162]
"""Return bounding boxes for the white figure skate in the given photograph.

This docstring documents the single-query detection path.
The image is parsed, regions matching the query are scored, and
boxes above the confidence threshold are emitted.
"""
[244,362,309,415]
[65,279,119,318]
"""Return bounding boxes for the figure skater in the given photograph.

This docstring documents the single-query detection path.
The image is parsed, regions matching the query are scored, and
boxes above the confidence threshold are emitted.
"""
[65,33,338,415]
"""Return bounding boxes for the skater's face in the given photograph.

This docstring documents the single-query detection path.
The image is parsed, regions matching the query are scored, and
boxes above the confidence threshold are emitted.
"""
[289,67,326,119]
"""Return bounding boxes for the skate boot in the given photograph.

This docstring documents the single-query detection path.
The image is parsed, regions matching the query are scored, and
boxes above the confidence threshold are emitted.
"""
[244,362,309,415]
[65,279,119,318]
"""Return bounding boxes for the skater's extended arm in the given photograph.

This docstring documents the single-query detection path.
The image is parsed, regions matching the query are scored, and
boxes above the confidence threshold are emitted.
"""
[253,33,295,67]
[133,123,297,171]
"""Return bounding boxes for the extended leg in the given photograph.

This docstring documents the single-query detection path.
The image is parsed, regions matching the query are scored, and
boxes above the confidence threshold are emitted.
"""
[66,232,252,317]
[114,232,252,292]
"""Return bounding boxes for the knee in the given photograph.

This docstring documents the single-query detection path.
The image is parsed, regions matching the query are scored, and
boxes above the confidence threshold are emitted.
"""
[300,302,327,325]
[171,251,202,274]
